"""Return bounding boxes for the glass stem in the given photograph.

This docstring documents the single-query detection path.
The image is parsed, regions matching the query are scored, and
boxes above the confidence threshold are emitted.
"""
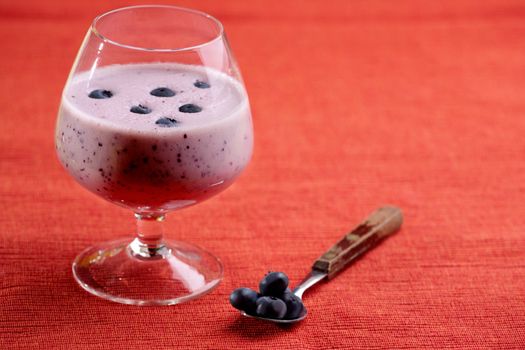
[129,213,169,259]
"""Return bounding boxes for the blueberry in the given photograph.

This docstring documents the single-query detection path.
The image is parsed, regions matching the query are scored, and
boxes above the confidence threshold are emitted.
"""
[88,89,112,99]
[194,80,211,89]
[179,104,202,113]
[155,117,179,127]
[229,288,258,314]
[280,290,304,319]
[255,296,287,319]
[130,104,151,114]
[259,272,289,296]
[150,87,176,97]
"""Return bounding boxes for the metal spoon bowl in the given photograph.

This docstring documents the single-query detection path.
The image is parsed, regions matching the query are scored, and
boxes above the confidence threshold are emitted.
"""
[241,308,308,324]
[240,206,403,324]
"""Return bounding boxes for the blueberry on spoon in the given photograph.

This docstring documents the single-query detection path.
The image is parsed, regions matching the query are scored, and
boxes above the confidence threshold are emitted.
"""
[259,272,289,297]
[280,290,304,319]
[255,296,287,319]
[229,288,258,315]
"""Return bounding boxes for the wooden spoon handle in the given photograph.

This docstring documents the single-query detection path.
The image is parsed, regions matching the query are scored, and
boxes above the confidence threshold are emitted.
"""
[312,206,403,279]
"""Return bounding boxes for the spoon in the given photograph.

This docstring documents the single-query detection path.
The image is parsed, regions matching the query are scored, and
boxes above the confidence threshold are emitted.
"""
[241,206,403,323]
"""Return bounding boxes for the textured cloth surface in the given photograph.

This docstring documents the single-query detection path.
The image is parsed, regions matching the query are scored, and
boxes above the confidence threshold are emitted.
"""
[1,0,525,349]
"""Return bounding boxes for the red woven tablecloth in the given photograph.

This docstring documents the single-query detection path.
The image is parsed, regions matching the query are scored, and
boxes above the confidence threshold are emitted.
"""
[1,0,524,348]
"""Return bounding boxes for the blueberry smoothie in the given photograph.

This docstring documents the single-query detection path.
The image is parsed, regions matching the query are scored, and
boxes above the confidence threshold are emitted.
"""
[55,63,253,212]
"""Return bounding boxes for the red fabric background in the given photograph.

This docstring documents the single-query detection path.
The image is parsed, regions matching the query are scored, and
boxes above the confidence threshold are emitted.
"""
[1,0,524,348]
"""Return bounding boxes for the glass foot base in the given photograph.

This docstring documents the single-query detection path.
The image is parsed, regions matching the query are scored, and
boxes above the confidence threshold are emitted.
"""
[72,238,223,305]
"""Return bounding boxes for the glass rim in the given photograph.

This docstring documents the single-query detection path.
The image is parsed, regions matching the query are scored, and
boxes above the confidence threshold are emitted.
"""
[90,5,225,53]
